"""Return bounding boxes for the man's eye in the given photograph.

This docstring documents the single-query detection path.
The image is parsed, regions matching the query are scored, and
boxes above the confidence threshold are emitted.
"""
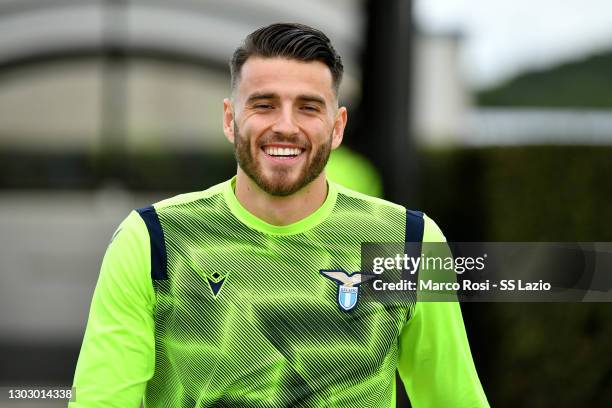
[302,105,320,112]
[254,104,273,109]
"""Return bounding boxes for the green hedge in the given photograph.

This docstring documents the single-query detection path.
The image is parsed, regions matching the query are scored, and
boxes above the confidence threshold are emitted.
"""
[421,145,612,241]
[421,145,612,407]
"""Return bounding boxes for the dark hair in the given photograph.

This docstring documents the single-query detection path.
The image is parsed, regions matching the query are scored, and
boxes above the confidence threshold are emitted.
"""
[230,23,343,95]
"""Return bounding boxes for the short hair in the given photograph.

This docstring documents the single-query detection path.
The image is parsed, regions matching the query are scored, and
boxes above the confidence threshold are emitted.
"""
[230,23,344,95]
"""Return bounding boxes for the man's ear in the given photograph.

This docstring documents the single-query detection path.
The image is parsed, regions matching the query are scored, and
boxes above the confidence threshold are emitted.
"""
[331,106,347,149]
[223,98,235,143]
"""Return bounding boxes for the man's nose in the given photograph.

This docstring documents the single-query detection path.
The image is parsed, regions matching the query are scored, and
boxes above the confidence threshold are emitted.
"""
[271,107,299,135]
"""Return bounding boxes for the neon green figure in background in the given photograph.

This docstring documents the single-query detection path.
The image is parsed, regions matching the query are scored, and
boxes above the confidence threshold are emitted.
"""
[326,146,383,198]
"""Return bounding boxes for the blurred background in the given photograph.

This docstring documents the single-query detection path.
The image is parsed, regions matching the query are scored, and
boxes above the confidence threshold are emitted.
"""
[0,0,611,406]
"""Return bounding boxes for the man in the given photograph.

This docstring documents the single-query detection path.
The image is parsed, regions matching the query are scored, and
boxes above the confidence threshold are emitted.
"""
[71,23,488,407]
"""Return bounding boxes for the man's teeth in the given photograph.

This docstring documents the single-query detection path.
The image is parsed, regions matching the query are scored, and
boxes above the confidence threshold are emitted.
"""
[264,147,302,156]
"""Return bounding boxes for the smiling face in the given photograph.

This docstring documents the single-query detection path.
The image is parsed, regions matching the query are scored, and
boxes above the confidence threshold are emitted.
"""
[223,57,347,196]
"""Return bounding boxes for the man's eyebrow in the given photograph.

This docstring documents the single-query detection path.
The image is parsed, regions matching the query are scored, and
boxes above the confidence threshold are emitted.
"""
[297,94,326,106]
[245,92,278,104]
[245,92,327,107]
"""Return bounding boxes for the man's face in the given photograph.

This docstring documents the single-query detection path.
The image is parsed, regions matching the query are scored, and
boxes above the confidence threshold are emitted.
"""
[223,57,346,196]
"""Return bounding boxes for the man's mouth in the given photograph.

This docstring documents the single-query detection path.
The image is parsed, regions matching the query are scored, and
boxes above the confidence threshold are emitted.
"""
[261,145,305,160]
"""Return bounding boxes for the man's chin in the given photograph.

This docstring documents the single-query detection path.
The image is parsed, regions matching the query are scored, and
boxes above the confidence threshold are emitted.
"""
[238,162,324,197]
[259,178,305,197]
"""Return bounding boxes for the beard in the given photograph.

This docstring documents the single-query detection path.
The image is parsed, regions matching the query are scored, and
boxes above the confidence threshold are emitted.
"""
[233,123,332,196]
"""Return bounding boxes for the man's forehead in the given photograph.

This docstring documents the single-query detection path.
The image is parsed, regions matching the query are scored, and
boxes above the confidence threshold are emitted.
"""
[236,57,335,100]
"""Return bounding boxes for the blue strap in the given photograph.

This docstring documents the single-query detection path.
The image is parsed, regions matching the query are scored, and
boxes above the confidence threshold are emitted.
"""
[405,209,424,243]
[405,210,425,323]
[136,205,168,280]
[405,209,425,279]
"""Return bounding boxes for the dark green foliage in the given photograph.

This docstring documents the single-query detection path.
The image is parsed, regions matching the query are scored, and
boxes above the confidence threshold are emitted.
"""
[477,51,612,108]
[476,303,612,407]
[421,146,612,407]
[421,145,612,241]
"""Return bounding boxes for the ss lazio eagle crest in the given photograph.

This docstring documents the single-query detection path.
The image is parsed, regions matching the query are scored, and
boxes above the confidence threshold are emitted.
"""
[320,269,375,311]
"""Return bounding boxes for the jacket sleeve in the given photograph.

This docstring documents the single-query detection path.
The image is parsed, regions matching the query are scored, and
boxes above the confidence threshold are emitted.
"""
[69,211,155,407]
[397,215,489,407]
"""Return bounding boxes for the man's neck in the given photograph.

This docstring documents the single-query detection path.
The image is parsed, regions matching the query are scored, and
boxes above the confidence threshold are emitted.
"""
[234,169,328,226]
